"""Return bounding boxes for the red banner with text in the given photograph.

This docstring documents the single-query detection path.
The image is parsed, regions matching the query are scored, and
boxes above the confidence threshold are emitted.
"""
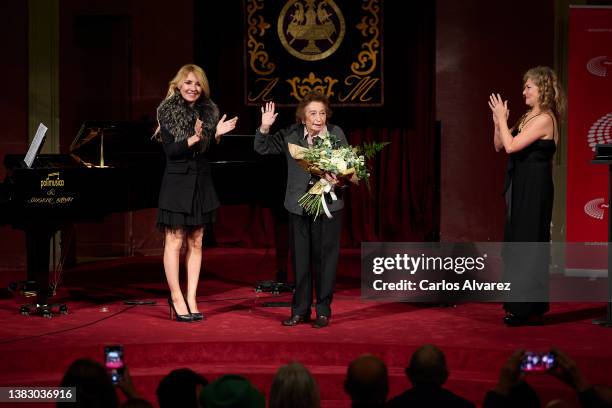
[567,7,612,246]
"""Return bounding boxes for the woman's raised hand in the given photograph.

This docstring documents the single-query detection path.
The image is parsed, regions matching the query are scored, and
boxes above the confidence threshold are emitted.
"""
[260,101,278,133]
[215,114,238,141]
[488,93,509,124]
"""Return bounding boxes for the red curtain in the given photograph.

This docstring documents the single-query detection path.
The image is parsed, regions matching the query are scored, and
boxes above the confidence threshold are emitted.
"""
[341,127,436,245]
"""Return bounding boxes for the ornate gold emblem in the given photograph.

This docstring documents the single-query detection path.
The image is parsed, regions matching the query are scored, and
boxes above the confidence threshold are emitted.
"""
[286,72,338,100]
[350,0,380,76]
[277,0,345,62]
[247,0,276,75]
[244,0,383,106]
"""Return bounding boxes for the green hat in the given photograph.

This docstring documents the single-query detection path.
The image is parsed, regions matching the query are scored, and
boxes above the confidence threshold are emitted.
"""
[199,374,265,408]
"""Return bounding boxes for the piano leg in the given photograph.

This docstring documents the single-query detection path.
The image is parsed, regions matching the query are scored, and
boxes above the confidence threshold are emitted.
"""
[18,227,67,317]
[26,228,52,305]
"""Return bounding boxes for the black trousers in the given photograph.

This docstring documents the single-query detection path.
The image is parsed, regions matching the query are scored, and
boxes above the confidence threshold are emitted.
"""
[289,211,342,318]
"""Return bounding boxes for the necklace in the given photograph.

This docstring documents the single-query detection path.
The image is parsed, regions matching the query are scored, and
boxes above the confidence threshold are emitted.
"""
[518,111,543,132]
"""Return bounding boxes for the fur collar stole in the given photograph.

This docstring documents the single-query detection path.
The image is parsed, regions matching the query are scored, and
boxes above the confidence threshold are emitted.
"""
[156,91,219,151]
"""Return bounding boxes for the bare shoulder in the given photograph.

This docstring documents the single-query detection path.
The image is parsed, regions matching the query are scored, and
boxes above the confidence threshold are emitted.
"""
[529,113,555,140]
[530,113,554,127]
[522,113,553,133]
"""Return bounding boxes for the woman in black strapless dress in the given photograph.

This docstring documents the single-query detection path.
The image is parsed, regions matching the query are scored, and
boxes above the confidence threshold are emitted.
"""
[488,66,565,326]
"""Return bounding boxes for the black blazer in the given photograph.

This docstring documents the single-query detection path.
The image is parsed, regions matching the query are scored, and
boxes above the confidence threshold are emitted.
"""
[254,123,347,216]
[157,126,219,214]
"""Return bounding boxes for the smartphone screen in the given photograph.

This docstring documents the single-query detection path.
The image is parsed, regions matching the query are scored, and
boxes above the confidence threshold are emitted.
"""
[104,345,124,384]
[520,352,555,372]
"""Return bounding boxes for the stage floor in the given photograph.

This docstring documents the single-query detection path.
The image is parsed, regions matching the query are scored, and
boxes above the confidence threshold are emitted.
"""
[0,249,610,407]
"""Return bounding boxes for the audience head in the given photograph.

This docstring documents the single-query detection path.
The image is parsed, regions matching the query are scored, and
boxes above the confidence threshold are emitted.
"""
[406,344,448,388]
[58,358,118,408]
[119,398,153,408]
[269,362,320,408]
[506,381,541,408]
[156,368,208,408]
[344,354,389,407]
[545,399,572,408]
[199,374,264,408]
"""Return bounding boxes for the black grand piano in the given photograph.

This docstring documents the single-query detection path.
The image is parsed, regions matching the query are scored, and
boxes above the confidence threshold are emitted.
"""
[0,122,285,317]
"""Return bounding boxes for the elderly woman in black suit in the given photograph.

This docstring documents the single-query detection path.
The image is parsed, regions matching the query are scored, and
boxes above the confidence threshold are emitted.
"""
[155,64,237,322]
[254,92,348,328]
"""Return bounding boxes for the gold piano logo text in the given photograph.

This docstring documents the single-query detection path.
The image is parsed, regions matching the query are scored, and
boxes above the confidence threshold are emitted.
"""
[28,196,75,205]
[41,172,64,189]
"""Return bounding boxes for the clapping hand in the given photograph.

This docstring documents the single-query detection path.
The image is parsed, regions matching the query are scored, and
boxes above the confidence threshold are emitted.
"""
[195,118,203,138]
[215,114,238,141]
[260,101,278,133]
[187,119,204,147]
[488,93,509,125]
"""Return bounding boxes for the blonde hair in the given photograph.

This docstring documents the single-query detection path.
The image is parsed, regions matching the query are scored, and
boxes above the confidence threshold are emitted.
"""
[154,64,210,137]
[165,64,210,99]
[523,66,566,119]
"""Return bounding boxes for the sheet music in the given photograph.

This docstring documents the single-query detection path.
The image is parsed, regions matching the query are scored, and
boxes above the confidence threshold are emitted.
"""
[24,123,48,168]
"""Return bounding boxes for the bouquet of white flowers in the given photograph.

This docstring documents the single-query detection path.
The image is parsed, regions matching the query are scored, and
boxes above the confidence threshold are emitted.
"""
[289,131,388,219]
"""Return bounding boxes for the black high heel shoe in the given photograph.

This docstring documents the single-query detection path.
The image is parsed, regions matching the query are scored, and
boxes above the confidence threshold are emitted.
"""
[186,302,204,321]
[168,297,194,323]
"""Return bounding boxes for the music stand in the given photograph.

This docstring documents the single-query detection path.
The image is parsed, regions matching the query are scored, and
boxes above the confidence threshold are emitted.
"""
[23,123,47,168]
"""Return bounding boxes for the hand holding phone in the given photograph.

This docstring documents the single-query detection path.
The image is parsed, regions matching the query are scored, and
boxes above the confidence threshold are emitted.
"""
[104,345,125,384]
[548,349,591,392]
[520,352,556,372]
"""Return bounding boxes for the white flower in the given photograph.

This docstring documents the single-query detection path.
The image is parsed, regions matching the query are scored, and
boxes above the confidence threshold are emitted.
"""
[330,156,347,172]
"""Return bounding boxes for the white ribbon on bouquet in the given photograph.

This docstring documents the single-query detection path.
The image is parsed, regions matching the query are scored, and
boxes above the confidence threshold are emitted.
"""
[318,178,337,219]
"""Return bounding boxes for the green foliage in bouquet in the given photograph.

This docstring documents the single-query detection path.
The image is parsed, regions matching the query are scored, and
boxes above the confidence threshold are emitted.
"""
[355,141,391,160]
[294,131,389,218]
[352,141,391,187]
[302,132,389,183]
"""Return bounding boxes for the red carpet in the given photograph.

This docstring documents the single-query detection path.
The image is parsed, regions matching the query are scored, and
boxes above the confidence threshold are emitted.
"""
[0,248,610,407]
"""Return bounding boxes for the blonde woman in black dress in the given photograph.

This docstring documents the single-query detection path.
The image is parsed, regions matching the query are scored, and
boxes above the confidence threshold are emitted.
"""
[155,64,237,322]
[489,66,565,326]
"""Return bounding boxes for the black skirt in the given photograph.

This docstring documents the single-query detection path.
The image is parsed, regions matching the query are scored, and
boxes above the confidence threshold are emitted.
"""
[156,175,217,233]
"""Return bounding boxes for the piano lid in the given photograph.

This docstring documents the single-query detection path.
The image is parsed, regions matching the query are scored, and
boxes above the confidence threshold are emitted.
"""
[70,121,160,167]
